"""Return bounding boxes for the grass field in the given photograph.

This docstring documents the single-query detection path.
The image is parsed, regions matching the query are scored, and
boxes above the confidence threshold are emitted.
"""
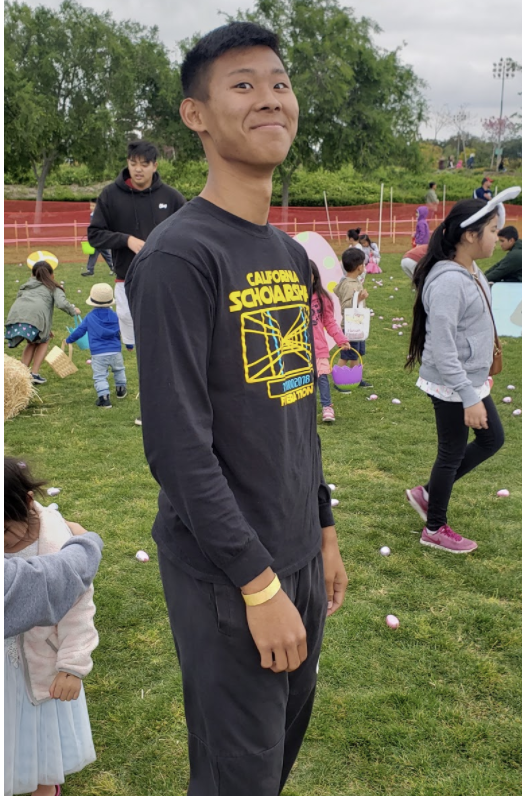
[4,251,522,796]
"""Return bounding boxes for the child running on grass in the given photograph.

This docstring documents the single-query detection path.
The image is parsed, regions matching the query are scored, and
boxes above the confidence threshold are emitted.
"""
[5,261,80,384]
[334,248,372,388]
[4,458,98,796]
[66,283,127,409]
[310,260,351,422]
[405,194,516,553]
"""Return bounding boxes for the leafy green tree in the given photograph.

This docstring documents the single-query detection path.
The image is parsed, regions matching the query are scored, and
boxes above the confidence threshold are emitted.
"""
[4,0,178,205]
[225,0,427,205]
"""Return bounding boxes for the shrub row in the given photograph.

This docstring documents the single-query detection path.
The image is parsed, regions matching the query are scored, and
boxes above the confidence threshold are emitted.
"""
[5,160,521,205]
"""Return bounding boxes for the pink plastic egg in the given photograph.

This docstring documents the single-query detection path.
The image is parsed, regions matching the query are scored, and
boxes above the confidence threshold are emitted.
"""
[496,489,510,497]
[386,615,400,629]
[136,550,150,562]
[513,409,521,416]
[503,397,513,404]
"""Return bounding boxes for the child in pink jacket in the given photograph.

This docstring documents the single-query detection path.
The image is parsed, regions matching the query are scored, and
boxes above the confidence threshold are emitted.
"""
[310,260,351,422]
[4,458,98,796]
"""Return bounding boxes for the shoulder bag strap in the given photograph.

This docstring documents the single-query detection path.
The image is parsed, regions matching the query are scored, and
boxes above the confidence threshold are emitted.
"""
[473,273,501,353]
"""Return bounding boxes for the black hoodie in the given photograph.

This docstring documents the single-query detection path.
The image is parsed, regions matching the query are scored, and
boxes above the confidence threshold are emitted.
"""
[87,169,186,280]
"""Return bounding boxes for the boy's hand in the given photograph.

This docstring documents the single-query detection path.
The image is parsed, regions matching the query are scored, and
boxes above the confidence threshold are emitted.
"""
[340,343,351,350]
[49,672,82,701]
[127,235,146,254]
[359,289,369,302]
[322,526,348,616]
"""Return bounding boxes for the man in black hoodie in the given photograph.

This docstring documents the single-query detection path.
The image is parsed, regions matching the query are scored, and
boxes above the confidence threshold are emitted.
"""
[88,140,186,349]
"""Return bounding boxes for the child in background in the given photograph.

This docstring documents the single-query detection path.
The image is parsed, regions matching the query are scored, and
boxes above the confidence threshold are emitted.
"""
[415,206,431,245]
[5,261,80,384]
[405,197,507,553]
[4,458,98,796]
[334,248,372,387]
[310,260,351,422]
[66,283,127,409]
[346,228,363,250]
[359,234,382,273]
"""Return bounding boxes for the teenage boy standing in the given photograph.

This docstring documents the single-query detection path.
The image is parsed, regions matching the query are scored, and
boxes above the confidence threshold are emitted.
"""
[126,22,348,796]
[88,140,186,349]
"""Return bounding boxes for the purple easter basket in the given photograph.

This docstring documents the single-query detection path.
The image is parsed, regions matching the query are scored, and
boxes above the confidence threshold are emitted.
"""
[329,347,363,391]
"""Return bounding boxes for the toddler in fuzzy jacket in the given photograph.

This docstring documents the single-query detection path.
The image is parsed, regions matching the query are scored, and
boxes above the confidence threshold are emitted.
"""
[4,457,98,796]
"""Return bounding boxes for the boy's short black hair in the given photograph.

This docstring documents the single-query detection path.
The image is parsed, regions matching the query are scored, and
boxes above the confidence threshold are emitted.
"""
[429,181,436,188]
[127,140,158,163]
[181,22,282,101]
[341,247,365,273]
[498,225,519,241]
[482,177,491,185]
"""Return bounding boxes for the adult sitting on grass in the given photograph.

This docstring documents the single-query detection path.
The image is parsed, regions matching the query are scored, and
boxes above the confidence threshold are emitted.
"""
[485,225,522,283]
[405,195,516,553]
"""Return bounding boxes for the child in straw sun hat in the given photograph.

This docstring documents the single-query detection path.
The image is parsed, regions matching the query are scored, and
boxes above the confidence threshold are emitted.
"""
[66,283,127,409]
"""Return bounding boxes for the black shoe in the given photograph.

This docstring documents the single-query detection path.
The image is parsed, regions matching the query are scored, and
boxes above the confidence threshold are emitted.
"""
[358,379,373,388]
[116,386,127,399]
[96,395,112,408]
[81,271,95,277]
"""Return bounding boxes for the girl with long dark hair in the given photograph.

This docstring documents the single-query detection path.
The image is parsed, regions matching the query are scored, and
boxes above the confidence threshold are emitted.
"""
[405,196,511,553]
[5,261,80,384]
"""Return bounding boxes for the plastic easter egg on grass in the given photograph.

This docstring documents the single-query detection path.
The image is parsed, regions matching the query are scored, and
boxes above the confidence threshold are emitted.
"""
[386,615,400,629]
[507,385,515,390]
[367,394,378,401]
[136,550,150,562]
[392,398,401,405]
[47,487,60,496]
[398,332,404,336]
[294,231,344,350]
[331,498,339,507]
[86,359,92,365]
[513,409,521,416]
[503,396,513,403]
[496,489,510,497]
[380,546,391,556]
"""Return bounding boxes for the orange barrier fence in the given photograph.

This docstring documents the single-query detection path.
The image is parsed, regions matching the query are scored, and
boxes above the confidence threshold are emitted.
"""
[5,200,522,249]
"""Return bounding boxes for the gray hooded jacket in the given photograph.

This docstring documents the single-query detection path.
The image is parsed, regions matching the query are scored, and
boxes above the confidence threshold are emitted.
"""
[419,261,494,408]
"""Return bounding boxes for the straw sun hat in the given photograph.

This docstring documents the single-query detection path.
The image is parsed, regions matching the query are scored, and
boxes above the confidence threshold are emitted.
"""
[86,283,116,307]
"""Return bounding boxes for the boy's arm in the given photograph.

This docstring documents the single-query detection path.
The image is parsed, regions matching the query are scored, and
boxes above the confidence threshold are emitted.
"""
[88,193,130,251]
[4,533,103,638]
[484,250,520,282]
[65,316,88,344]
[127,252,274,588]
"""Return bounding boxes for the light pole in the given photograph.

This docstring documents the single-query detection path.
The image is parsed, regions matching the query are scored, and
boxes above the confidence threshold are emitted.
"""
[491,58,516,169]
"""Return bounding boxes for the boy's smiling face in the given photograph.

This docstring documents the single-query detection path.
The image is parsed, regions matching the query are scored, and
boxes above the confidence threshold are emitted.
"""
[182,45,299,171]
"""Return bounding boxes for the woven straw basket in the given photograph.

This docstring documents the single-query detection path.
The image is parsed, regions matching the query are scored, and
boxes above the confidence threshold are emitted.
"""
[45,341,78,378]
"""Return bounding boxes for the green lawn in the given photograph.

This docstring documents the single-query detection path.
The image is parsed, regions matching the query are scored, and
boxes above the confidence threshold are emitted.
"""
[4,253,522,796]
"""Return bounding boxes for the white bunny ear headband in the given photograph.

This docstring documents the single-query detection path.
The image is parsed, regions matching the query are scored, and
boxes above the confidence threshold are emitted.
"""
[461,186,521,229]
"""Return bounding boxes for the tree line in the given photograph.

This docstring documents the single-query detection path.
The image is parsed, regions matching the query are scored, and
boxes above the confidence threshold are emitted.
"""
[5,0,428,205]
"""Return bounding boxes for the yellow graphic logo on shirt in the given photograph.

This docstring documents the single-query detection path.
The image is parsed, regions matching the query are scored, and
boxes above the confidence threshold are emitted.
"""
[229,269,314,406]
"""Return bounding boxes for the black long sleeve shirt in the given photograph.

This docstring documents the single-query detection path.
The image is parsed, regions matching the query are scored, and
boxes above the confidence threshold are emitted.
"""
[126,197,334,587]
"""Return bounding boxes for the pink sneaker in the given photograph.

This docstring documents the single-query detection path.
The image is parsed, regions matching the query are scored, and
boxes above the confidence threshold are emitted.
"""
[322,405,335,422]
[420,525,477,553]
[406,485,428,522]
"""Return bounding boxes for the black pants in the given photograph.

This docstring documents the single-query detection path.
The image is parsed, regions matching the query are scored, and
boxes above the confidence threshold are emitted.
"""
[426,394,504,529]
[158,550,327,796]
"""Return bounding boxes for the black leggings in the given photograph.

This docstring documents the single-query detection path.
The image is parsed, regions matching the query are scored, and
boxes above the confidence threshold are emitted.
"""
[425,394,504,530]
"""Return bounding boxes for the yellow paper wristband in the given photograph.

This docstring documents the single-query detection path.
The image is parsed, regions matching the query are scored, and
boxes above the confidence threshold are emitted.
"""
[242,575,281,606]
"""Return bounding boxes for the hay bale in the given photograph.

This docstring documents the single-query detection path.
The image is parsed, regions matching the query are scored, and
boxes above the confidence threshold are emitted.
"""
[4,355,37,420]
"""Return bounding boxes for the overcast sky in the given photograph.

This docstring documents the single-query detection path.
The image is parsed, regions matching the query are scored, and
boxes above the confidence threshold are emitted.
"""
[23,0,522,138]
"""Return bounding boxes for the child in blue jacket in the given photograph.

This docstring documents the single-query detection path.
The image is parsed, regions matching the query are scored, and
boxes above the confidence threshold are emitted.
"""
[66,283,127,408]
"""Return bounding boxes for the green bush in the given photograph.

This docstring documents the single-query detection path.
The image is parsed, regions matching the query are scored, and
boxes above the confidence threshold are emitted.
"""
[5,158,522,206]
